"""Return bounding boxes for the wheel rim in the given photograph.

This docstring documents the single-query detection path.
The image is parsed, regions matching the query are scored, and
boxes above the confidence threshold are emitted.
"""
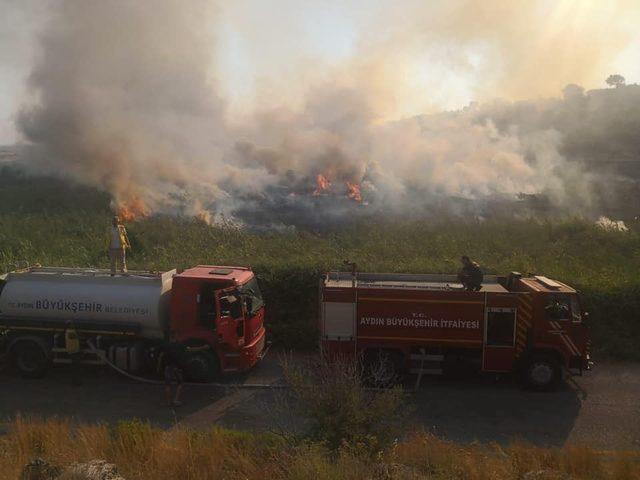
[17,346,43,372]
[530,362,553,386]
[188,357,207,378]
[185,354,215,381]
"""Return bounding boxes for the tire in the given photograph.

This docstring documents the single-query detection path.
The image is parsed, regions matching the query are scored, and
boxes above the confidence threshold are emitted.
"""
[11,341,49,379]
[182,351,220,383]
[523,354,561,391]
[363,349,402,387]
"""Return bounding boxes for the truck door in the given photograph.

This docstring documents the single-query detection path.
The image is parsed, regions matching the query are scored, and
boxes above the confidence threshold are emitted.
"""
[198,285,217,330]
[215,287,245,348]
[483,307,517,372]
[544,293,583,359]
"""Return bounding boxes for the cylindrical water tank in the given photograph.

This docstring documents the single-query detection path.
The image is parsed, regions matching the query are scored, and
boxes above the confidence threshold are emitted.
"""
[0,267,175,339]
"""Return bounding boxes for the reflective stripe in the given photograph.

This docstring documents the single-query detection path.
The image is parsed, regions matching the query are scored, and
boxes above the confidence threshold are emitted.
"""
[519,311,532,322]
[553,332,579,355]
[564,334,581,356]
[519,296,533,309]
[358,336,482,344]
[358,297,484,305]
[515,299,533,357]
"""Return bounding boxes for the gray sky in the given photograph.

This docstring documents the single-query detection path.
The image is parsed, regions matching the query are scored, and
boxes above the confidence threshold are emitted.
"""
[2,0,639,145]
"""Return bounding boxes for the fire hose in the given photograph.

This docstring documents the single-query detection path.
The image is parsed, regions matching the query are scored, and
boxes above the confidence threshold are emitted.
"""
[0,339,398,392]
[85,341,395,392]
[86,339,287,389]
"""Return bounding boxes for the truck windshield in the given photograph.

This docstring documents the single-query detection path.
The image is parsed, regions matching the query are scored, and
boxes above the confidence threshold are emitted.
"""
[238,278,264,315]
[545,294,571,321]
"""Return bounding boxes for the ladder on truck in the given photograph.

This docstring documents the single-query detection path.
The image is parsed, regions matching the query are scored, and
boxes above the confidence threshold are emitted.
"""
[410,348,444,390]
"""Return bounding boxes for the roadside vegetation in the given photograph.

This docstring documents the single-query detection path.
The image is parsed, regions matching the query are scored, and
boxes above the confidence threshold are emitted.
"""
[1,166,639,358]
[3,416,640,480]
[279,354,406,453]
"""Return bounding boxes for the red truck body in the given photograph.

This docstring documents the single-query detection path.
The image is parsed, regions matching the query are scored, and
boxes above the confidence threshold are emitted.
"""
[170,265,266,374]
[320,271,591,389]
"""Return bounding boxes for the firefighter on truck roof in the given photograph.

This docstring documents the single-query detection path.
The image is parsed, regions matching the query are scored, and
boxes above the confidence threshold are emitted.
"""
[108,215,131,276]
[458,255,483,291]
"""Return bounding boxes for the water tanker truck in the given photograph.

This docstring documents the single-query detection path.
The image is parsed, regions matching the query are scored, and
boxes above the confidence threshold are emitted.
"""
[320,271,592,390]
[0,265,266,381]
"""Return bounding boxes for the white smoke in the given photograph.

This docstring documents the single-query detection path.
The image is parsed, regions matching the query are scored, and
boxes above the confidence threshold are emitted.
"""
[12,0,640,224]
[595,216,629,232]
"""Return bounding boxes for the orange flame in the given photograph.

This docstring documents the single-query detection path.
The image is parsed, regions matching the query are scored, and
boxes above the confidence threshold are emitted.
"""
[116,197,147,221]
[313,174,331,195]
[346,181,362,202]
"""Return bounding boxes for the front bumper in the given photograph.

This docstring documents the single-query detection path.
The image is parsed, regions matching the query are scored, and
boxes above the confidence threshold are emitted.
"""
[239,328,267,371]
[568,354,593,375]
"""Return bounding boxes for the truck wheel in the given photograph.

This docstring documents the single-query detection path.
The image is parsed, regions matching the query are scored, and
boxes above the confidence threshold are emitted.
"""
[523,354,561,391]
[11,341,49,379]
[183,352,220,383]
[363,350,402,387]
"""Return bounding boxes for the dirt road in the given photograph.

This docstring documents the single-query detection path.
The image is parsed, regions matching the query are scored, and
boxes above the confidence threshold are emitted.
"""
[1,357,638,449]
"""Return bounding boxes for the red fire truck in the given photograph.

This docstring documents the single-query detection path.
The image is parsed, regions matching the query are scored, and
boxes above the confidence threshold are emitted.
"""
[319,270,591,390]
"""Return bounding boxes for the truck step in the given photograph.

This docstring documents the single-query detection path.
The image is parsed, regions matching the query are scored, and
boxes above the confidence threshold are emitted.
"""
[410,367,443,375]
[53,358,105,365]
[409,353,444,362]
[51,347,105,355]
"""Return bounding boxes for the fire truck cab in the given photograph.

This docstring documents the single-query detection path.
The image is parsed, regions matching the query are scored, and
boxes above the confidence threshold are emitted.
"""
[319,271,591,390]
[169,265,267,377]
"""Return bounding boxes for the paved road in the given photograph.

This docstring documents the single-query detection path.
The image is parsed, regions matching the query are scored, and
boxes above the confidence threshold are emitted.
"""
[1,357,638,449]
[410,362,640,449]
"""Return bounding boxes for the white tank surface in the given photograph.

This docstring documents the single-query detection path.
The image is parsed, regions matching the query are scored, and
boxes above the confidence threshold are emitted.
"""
[0,267,175,339]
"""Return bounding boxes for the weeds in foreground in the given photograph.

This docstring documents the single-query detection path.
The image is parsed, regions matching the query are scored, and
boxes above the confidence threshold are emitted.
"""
[280,354,407,454]
[1,418,639,480]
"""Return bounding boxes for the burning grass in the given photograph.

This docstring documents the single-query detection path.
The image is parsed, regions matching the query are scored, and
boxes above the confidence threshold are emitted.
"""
[0,166,639,358]
[114,197,148,222]
[1,417,639,480]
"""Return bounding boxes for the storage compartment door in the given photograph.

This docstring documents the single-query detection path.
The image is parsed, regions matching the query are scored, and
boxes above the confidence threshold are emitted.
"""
[483,307,517,372]
[323,302,356,340]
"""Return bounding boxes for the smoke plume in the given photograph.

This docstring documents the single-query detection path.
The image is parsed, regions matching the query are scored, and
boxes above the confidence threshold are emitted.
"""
[14,0,640,225]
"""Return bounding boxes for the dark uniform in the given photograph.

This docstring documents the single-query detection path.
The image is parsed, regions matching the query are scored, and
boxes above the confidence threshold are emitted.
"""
[164,361,184,386]
[458,258,483,291]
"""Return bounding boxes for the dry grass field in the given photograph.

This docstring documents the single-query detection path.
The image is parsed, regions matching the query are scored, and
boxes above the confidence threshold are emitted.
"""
[2,417,639,480]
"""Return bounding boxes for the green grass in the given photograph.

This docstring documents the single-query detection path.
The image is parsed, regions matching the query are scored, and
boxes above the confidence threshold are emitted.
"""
[1,166,639,358]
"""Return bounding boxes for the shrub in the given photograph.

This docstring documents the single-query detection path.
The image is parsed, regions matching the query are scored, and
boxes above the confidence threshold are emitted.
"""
[280,354,406,454]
